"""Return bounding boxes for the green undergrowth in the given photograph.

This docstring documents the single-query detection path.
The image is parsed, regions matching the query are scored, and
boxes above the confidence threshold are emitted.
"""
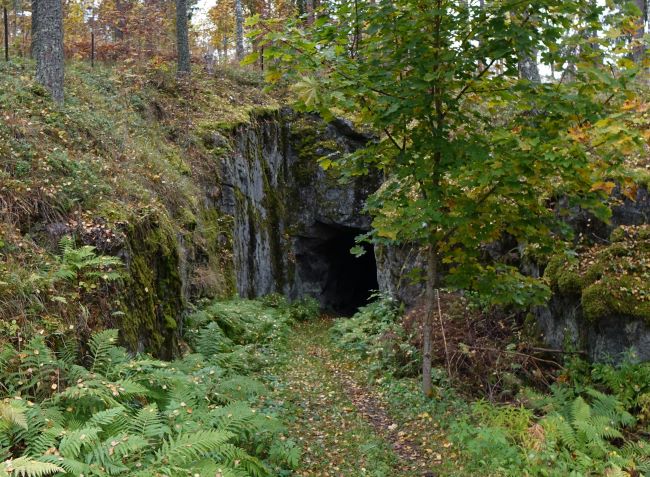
[332,296,650,476]
[0,59,278,353]
[0,297,307,477]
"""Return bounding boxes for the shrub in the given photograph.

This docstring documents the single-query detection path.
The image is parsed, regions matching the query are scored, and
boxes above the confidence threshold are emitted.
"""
[288,296,320,322]
[330,294,417,377]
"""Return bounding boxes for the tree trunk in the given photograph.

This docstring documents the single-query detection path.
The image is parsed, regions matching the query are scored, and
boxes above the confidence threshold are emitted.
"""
[305,0,314,25]
[114,0,126,41]
[422,242,438,397]
[30,0,37,58]
[4,8,9,61]
[34,0,64,104]
[176,0,190,75]
[234,0,244,61]
[518,50,540,82]
[222,35,228,63]
[632,0,647,64]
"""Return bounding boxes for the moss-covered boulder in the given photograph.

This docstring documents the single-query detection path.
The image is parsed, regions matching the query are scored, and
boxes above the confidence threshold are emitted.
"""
[540,225,650,361]
[545,225,650,323]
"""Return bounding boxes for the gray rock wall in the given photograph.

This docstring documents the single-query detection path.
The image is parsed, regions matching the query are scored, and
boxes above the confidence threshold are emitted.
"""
[219,110,384,308]
[535,186,650,362]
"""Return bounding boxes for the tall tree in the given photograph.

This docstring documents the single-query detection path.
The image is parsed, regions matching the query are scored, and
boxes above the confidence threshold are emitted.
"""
[176,0,190,74]
[234,0,244,60]
[259,0,644,396]
[30,0,36,57]
[208,0,234,64]
[114,0,126,41]
[33,0,64,103]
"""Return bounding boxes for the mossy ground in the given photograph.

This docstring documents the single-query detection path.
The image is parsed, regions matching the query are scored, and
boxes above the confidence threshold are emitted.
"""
[0,59,278,352]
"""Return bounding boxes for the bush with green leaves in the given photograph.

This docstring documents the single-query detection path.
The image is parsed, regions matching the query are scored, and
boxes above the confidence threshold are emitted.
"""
[286,297,320,322]
[0,298,300,477]
[330,294,417,377]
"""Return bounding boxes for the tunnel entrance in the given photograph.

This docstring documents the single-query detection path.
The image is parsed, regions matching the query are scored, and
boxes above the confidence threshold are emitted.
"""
[294,223,378,316]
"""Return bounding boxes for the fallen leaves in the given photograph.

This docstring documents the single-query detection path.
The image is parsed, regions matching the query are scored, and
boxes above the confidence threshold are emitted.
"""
[261,320,456,476]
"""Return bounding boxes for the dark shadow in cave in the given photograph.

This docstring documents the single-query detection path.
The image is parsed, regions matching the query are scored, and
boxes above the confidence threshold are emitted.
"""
[295,223,378,316]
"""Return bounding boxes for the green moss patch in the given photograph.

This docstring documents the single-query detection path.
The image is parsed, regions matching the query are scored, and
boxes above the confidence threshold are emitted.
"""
[545,225,650,322]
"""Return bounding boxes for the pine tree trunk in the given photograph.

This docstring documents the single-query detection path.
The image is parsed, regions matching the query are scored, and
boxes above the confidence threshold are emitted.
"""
[114,0,126,41]
[4,8,9,62]
[34,0,64,104]
[30,0,37,58]
[176,0,190,75]
[422,242,438,397]
[234,0,244,61]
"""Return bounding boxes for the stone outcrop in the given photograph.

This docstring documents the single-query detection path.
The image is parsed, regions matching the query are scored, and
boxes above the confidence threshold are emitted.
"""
[220,109,381,313]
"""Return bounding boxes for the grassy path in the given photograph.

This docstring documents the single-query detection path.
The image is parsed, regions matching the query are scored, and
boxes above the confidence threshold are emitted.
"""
[260,319,449,477]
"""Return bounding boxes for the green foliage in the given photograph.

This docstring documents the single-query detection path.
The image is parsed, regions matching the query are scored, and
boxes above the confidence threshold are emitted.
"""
[256,0,646,309]
[0,298,299,476]
[287,297,320,322]
[590,355,650,411]
[331,295,417,377]
[453,385,647,476]
[0,458,63,477]
[53,237,122,293]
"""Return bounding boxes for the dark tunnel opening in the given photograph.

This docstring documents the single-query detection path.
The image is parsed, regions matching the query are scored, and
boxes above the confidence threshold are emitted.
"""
[295,223,379,316]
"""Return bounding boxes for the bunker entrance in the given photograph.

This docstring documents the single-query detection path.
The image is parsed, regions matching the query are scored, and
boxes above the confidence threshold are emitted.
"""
[295,223,378,316]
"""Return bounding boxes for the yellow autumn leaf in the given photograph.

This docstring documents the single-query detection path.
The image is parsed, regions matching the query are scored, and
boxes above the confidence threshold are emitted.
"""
[590,181,616,195]
[376,227,398,240]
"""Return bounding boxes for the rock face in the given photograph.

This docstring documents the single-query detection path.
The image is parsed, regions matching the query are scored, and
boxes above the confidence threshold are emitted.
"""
[536,296,650,362]
[218,108,650,362]
[537,210,650,362]
[220,109,382,313]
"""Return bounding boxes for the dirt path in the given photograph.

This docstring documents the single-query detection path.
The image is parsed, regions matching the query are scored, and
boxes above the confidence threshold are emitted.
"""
[261,319,442,477]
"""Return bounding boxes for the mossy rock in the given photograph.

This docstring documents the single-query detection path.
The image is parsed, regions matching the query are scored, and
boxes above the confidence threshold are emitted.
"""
[546,225,650,323]
[121,212,184,358]
[289,115,342,186]
[544,254,583,294]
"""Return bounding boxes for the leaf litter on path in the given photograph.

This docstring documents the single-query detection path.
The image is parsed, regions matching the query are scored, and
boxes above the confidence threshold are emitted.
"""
[261,320,451,476]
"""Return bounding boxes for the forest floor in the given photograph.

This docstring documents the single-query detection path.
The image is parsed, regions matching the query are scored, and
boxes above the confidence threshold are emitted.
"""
[259,319,459,477]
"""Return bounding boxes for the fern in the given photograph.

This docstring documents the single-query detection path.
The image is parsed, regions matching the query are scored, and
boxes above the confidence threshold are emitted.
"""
[216,376,266,403]
[154,430,233,466]
[37,455,90,476]
[0,298,297,476]
[586,388,636,428]
[214,442,270,477]
[129,405,169,440]
[58,426,101,458]
[53,236,122,285]
[0,400,28,430]
[87,406,128,434]
[88,330,122,374]
[0,458,63,477]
